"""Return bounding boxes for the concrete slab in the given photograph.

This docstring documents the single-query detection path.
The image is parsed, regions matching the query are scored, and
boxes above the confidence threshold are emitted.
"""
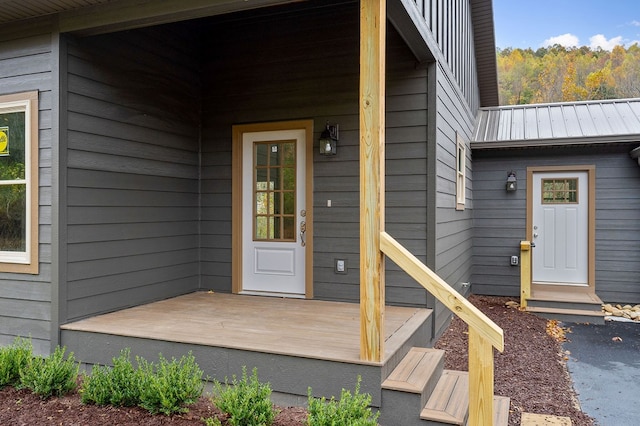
[521,412,571,425]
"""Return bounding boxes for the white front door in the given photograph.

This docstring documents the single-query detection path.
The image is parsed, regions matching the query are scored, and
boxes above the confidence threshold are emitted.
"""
[241,129,307,297]
[532,171,588,285]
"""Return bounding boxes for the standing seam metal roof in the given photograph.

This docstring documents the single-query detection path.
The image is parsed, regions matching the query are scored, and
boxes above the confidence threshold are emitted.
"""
[473,98,640,148]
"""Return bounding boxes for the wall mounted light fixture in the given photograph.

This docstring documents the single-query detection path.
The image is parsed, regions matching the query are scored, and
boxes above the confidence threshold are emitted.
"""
[319,123,339,156]
[506,171,517,192]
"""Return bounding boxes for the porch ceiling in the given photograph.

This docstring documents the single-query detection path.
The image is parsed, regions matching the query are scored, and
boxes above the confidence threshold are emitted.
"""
[0,0,303,34]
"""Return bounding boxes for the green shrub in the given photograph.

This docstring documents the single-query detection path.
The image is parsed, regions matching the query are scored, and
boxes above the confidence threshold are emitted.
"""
[0,337,33,388]
[19,346,79,398]
[81,348,140,407]
[307,377,379,426]
[212,366,278,426]
[136,352,204,415]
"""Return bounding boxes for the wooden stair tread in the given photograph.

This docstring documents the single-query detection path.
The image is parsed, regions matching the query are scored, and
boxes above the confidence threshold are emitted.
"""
[493,395,511,426]
[421,370,469,425]
[382,347,444,393]
[526,306,605,316]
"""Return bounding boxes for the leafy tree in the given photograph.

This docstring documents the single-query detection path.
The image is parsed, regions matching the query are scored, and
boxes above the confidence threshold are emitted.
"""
[497,43,640,104]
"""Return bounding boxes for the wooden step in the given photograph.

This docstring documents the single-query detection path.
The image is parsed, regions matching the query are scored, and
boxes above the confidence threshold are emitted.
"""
[379,347,445,426]
[420,371,511,426]
[421,370,469,425]
[493,395,511,426]
[383,347,444,392]
[526,306,605,325]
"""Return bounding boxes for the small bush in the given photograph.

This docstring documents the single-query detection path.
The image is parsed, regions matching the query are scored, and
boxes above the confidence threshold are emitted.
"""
[212,366,278,426]
[81,348,140,406]
[307,376,379,426]
[19,346,79,398]
[0,337,33,388]
[137,352,204,415]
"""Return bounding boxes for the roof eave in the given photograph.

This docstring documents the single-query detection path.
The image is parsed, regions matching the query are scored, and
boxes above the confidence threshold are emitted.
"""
[470,0,499,107]
[472,134,640,150]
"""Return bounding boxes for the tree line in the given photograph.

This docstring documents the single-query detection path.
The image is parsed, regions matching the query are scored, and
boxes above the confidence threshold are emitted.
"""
[497,44,640,105]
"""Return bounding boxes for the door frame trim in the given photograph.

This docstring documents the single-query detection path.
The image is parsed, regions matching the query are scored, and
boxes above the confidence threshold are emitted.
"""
[526,165,596,292]
[231,120,314,298]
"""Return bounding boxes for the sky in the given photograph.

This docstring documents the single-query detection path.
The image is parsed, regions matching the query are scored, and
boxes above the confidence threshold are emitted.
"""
[492,0,640,50]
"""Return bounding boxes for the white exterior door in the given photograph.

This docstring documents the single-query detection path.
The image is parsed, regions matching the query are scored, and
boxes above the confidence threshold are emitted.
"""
[241,129,306,296]
[532,171,588,285]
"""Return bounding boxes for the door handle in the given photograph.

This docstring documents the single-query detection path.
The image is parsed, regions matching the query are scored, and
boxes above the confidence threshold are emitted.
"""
[300,220,306,247]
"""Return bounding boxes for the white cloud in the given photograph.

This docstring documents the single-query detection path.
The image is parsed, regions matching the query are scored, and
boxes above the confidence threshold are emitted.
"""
[589,34,624,50]
[631,20,640,27]
[542,33,579,48]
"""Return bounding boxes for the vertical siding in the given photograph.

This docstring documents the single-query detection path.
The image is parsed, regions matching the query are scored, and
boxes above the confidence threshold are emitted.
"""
[64,25,202,322]
[200,3,429,307]
[0,23,54,355]
[473,146,640,304]
[407,0,479,111]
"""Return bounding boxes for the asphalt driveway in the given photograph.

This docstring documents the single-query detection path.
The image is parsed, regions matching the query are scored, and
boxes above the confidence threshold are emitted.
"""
[562,320,640,426]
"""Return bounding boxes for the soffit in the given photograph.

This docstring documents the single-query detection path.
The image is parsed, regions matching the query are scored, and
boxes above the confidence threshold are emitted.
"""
[0,0,115,24]
[0,0,302,35]
[470,0,499,107]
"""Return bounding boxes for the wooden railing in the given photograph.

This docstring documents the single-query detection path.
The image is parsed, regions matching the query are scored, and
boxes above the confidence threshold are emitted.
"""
[380,232,504,425]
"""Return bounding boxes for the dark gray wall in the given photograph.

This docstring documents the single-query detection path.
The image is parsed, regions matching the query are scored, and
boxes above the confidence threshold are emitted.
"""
[0,21,55,355]
[472,145,640,304]
[430,62,476,338]
[200,2,430,306]
[0,1,488,350]
[63,26,202,322]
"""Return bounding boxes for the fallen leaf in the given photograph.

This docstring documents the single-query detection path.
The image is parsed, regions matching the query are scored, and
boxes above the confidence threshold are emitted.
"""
[546,319,569,342]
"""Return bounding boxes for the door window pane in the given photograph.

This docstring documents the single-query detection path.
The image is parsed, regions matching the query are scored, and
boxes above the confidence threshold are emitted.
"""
[253,140,296,241]
[542,178,578,204]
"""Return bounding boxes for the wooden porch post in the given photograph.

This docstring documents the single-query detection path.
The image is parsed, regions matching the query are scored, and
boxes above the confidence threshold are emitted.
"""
[468,328,494,425]
[359,0,386,362]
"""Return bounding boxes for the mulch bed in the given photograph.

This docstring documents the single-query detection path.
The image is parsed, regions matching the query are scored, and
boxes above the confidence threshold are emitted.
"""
[0,295,594,425]
[434,295,595,426]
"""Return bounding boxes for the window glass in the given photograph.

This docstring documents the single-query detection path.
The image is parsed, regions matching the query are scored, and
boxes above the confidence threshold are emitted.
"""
[0,111,27,252]
[0,91,38,273]
[455,133,466,210]
[253,140,296,241]
[542,178,578,204]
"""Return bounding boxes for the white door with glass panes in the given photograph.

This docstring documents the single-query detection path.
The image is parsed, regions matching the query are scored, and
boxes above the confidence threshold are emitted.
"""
[532,171,588,285]
[241,129,306,296]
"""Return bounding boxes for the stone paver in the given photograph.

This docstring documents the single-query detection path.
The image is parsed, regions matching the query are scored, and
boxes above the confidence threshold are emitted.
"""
[520,412,571,425]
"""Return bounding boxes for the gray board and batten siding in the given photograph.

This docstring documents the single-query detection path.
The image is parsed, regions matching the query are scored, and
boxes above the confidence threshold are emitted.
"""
[0,21,56,355]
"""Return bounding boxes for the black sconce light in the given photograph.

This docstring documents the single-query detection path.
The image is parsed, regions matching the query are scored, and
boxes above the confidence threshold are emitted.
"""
[319,123,339,156]
[506,171,517,192]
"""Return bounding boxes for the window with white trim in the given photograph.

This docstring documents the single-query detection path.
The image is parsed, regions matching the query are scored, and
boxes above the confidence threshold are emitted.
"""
[455,132,466,210]
[0,91,38,273]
